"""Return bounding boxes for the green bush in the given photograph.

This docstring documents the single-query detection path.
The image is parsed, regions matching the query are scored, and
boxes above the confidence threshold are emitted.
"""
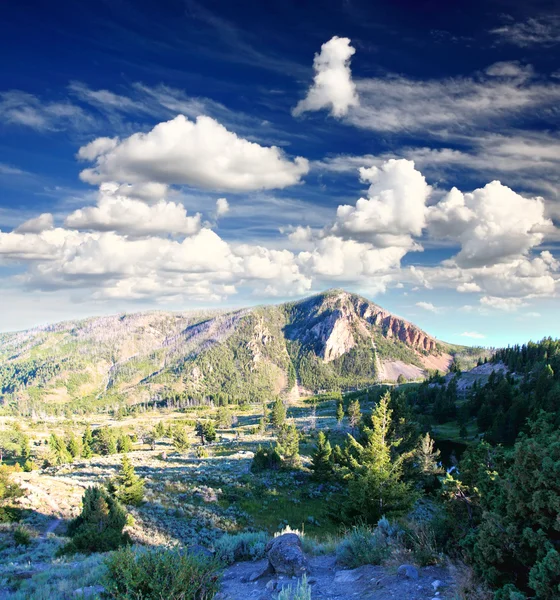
[251,446,281,472]
[103,546,221,600]
[277,574,312,600]
[336,519,399,568]
[214,531,269,564]
[13,525,31,546]
[60,485,130,555]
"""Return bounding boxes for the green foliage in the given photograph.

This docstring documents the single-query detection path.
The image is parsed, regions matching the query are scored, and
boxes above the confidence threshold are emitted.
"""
[277,574,312,600]
[414,433,444,491]
[448,414,560,597]
[108,455,145,506]
[251,445,282,472]
[103,546,221,600]
[82,424,93,458]
[336,401,344,426]
[0,464,23,522]
[347,399,361,430]
[61,485,130,555]
[276,420,301,468]
[336,519,398,567]
[214,531,269,564]
[339,393,418,524]
[172,426,191,452]
[271,397,287,429]
[66,433,82,458]
[311,432,333,480]
[46,433,72,465]
[117,433,133,453]
[195,420,217,445]
[13,525,31,546]
[93,426,117,455]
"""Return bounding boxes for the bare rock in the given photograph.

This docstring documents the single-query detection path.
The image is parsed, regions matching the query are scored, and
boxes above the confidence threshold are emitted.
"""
[397,564,419,580]
[73,585,105,597]
[334,568,365,583]
[248,563,272,582]
[265,533,308,576]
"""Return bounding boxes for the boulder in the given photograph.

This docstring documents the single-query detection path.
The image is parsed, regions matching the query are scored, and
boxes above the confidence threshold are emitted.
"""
[265,533,308,576]
[73,585,105,598]
[397,564,419,580]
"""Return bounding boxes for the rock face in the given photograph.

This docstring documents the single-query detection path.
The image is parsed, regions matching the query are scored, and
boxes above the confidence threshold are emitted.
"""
[265,533,308,576]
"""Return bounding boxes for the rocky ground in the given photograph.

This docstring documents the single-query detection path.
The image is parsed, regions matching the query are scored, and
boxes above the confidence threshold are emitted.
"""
[217,533,455,600]
[218,556,454,599]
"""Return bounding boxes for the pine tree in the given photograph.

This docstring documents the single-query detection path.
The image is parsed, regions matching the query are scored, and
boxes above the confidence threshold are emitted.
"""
[336,402,344,427]
[117,434,132,453]
[94,426,117,455]
[415,433,443,490]
[342,392,417,524]
[109,455,145,506]
[276,420,300,468]
[347,400,361,432]
[82,425,93,458]
[67,433,82,459]
[271,398,287,429]
[172,426,190,452]
[48,434,72,465]
[311,431,333,480]
[154,421,166,438]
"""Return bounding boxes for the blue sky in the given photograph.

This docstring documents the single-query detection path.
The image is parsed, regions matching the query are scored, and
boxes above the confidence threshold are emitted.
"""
[0,0,559,346]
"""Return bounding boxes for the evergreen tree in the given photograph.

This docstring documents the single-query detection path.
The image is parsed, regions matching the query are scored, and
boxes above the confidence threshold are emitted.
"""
[271,398,287,429]
[47,434,72,465]
[172,427,190,452]
[341,392,417,524]
[109,455,145,506]
[195,421,217,445]
[67,433,82,459]
[336,401,344,427]
[311,431,333,480]
[82,424,93,458]
[0,465,24,522]
[117,433,132,453]
[276,420,300,468]
[347,400,361,432]
[94,426,117,455]
[415,433,443,490]
[154,421,166,438]
[62,485,130,554]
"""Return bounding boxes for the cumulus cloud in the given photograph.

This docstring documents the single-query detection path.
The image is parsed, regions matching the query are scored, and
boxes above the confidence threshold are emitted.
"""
[293,36,359,118]
[416,301,439,313]
[216,198,230,217]
[78,115,309,192]
[428,181,553,267]
[330,159,431,249]
[15,213,54,234]
[480,296,527,312]
[65,184,201,237]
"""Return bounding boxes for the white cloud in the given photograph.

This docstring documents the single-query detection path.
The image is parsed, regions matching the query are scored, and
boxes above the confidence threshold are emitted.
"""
[461,331,486,339]
[78,115,309,192]
[490,15,560,47]
[216,198,230,217]
[330,159,431,249]
[428,182,553,267]
[15,213,54,234]
[485,61,534,80]
[416,301,439,313]
[293,36,359,118]
[65,184,201,237]
[480,296,527,312]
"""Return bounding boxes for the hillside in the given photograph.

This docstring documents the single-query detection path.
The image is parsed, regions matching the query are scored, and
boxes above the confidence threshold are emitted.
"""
[0,290,462,415]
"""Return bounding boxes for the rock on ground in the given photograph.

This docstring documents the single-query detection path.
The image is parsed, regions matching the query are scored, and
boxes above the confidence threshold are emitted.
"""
[265,533,308,576]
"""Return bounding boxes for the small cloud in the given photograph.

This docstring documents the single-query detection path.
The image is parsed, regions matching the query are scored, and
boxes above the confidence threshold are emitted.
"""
[216,198,230,217]
[461,331,486,339]
[480,296,527,312]
[416,301,440,313]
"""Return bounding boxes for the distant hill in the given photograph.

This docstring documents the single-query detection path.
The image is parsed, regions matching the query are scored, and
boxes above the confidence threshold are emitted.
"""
[0,289,480,415]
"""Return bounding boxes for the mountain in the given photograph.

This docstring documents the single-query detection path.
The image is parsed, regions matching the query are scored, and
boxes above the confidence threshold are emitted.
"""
[0,289,465,415]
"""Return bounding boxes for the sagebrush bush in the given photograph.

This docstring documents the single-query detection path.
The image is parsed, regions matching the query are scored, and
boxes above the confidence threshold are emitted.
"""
[277,574,312,600]
[13,526,31,546]
[103,546,221,600]
[251,446,281,472]
[214,531,268,564]
[336,518,400,568]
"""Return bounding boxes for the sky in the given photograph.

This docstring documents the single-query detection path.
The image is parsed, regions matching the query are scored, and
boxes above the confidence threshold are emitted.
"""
[0,0,559,346]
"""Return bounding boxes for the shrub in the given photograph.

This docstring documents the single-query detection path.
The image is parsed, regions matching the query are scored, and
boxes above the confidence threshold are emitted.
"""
[196,446,210,458]
[251,446,282,472]
[60,485,130,555]
[336,519,400,568]
[214,531,269,564]
[103,546,221,600]
[277,574,312,600]
[13,525,31,546]
[0,464,23,522]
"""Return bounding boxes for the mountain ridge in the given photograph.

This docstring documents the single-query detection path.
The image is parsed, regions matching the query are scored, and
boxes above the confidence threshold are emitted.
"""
[0,290,466,415]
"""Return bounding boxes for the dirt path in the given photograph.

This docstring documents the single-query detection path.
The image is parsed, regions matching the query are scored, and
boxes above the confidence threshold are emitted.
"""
[217,556,455,599]
[18,480,64,537]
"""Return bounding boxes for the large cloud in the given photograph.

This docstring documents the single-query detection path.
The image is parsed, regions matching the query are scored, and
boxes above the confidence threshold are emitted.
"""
[293,36,359,118]
[65,183,201,237]
[428,181,553,267]
[78,115,309,192]
[330,159,431,249]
